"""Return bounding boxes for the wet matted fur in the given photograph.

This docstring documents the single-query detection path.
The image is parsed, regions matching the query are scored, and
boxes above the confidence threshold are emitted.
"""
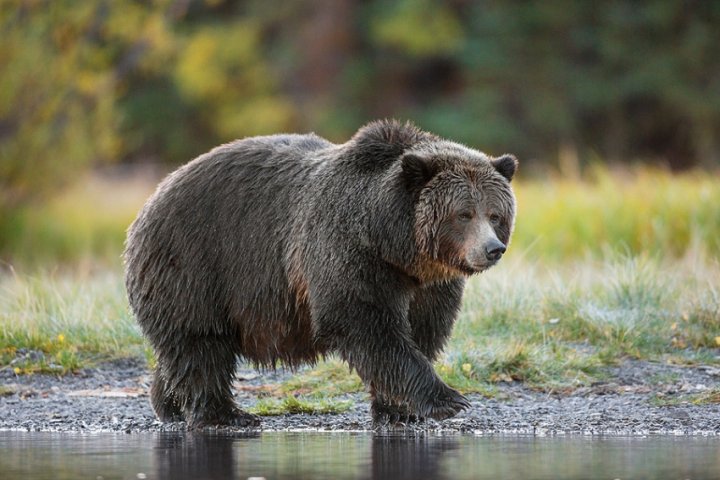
[124,120,518,428]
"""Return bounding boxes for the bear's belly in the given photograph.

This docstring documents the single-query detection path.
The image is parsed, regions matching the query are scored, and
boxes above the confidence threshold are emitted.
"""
[235,308,322,368]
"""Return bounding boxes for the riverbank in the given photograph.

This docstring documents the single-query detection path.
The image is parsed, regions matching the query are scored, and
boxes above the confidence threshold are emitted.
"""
[1,358,718,435]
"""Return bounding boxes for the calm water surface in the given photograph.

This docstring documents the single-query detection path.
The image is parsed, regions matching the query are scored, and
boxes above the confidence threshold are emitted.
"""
[1,431,718,480]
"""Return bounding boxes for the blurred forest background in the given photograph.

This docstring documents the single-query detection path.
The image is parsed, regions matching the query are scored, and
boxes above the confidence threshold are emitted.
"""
[1,0,720,266]
[1,0,719,384]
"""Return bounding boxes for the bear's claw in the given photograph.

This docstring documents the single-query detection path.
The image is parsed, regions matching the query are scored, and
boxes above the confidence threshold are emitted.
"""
[372,402,424,427]
[417,385,470,421]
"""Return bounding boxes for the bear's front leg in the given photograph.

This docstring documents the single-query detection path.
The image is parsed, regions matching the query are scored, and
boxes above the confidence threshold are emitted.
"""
[315,298,469,425]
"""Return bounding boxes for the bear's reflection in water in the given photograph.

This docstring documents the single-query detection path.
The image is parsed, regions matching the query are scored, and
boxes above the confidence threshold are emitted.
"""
[152,432,453,480]
[370,435,457,480]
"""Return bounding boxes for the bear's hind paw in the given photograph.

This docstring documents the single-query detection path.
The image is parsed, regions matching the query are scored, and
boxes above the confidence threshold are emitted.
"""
[227,411,261,428]
[191,410,261,429]
[371,402,424,428]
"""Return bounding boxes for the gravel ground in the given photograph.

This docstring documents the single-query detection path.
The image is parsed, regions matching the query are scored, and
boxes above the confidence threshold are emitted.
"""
[1,358,719,435]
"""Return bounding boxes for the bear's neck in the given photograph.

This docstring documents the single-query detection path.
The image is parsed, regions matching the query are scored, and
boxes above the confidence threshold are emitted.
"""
[407,254,467,284]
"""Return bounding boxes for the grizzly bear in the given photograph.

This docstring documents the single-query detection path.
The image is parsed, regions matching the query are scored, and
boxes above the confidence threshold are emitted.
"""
[124,120,518,428]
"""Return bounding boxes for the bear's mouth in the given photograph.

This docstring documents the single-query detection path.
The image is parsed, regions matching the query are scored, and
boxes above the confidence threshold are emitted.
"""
[458,263,478,275]
[459,259,499,275]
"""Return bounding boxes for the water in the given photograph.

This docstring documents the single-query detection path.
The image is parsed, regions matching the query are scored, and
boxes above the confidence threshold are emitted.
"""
[1,432,718,480]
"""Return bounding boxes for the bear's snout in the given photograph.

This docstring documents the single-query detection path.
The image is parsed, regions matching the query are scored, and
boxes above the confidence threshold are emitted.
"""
[485,238,506,262]
[463,237,506,273]
[463,220,507,272]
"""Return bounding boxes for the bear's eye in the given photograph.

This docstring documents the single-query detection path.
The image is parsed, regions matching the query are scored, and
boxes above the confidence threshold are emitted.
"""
[457,211,474,222]
[489,213,501,226]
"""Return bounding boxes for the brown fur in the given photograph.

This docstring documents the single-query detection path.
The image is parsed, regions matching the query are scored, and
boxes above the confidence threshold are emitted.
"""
[124,120,518,427]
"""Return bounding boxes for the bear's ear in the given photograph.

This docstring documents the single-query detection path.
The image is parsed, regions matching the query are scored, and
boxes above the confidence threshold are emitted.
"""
[401,153,437,192]
[491,154,518,182]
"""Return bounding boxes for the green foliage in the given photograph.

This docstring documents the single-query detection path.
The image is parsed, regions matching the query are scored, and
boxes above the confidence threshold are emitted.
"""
[2,0,720,399]
[441,249,720,391]
[119,79,205,165]
[173,20,295,140]
[2,0,720,246]
[2,248,717,392]
[0,0,294,226]
[4,165,719,267]
[369,0,464,57]
[436,361,499,397]
[0,2,119,212]
[458,1,720,167]
[3,0,718,180]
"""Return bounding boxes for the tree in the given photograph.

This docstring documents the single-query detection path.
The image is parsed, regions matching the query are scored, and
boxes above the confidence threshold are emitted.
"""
[0,1,119,211]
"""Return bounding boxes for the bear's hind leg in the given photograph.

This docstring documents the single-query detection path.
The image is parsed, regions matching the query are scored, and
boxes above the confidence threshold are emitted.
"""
[156,335,260,429]
[150,371,183,422]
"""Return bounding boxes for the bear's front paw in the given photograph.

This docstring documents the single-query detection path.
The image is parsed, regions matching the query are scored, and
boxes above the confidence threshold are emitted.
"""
[416,384,470,421]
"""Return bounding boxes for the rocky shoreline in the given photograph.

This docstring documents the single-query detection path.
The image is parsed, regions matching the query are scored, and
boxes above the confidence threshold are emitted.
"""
[1,358,718,435]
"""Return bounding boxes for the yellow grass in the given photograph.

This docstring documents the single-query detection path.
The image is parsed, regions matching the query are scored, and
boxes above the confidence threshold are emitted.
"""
[3,165,718,268]
[513,167,720,260]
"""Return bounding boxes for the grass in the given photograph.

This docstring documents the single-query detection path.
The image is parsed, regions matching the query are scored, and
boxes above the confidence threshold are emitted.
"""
[2,166,719,267]
[249,395,355,416]
[439,251,720,392]
[0,385,15,396]
[0,269,144,374]
[1,252,716,392]
[513,167,720,260]
[0,166,718,396]
[651,388,720,407]
[0,168,158,268]
[277,360,364,397]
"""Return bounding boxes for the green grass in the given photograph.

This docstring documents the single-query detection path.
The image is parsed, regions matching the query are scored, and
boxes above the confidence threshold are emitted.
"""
[0,269,144,374]
[278,360,364,397]
[253,250,719,395]
[249,395,355,416]
[651,388,720,407]
[1,253,717,391]
[439,251,720,392]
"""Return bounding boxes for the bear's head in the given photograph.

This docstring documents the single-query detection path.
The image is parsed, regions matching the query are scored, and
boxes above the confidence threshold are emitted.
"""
[402,143,518,282]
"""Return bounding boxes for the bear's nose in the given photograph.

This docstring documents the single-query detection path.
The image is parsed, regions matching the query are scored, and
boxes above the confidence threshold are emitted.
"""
[485,239,506,261]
